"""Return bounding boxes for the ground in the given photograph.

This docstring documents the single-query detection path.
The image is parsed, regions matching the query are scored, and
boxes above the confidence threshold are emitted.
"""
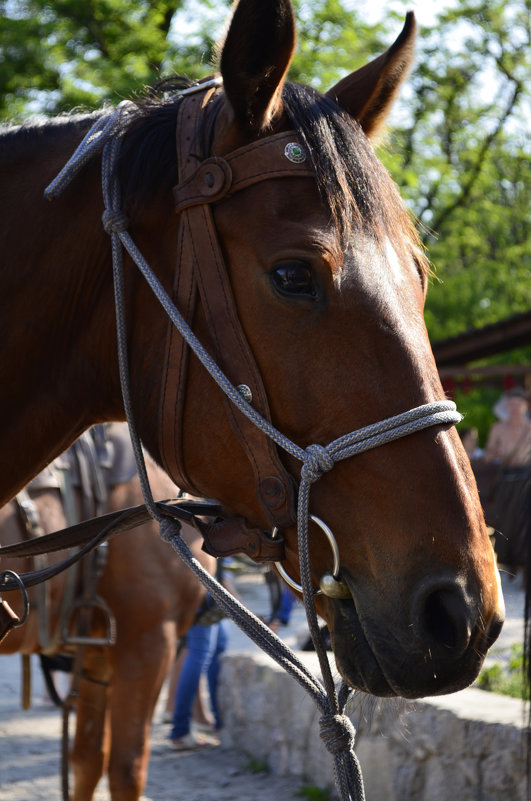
[0,570,315,801]
[0,692,307,801]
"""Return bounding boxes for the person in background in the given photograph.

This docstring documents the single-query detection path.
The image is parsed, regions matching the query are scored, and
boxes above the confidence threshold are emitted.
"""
[169,616,228,750]
[483,387,531,572]
[168,559,231,751]
[268,584,297,634]
[459,427,483,461]
[484,388,531,467]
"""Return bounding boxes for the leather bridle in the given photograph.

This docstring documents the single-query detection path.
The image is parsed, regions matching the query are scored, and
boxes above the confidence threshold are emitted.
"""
[5,78,462,601]
[159,79,315,532]
[2,79,466,801]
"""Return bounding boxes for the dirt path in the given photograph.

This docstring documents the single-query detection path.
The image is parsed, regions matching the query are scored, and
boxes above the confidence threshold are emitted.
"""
[0,572,314,801]
[0,651,308,801]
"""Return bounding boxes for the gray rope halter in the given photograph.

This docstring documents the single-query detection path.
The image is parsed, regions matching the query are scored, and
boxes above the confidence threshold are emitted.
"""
[45,94,462,801]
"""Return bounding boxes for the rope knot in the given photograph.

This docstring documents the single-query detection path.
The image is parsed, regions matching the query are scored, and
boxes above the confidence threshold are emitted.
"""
[319,713,356,755]
[301,444,334,484]
[158,516,181,543]
[102,209,129,234]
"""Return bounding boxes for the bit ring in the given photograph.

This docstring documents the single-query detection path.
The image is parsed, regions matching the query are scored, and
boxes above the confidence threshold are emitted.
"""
[271,514,343,596]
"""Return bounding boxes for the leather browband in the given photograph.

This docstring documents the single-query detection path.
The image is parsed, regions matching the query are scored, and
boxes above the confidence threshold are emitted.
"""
[173,130,315,212]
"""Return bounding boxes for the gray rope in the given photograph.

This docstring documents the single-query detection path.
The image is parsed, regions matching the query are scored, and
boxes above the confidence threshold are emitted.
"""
[45,103,464,801]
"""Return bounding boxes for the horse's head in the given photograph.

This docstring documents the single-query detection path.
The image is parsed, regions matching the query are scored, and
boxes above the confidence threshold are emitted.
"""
[148,0,504,698]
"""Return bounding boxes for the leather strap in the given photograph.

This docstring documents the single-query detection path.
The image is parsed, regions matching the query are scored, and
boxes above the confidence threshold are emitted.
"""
[0,597,21,644]
[159,86,315,530]
[173,131,317,211]
[0,498,286,594]
[158,88,210,498]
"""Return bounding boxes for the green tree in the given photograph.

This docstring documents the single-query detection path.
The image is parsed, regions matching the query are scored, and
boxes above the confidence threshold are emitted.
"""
[2,0,529,357]
[381,0,531,341]
[0,0,230,118]
[288,0,386,90]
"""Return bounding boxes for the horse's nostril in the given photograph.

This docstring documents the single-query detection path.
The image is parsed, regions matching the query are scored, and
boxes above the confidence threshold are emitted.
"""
[413,581,473,658]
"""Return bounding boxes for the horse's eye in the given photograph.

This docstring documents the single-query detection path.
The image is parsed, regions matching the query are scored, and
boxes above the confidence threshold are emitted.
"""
[271,261,317,299]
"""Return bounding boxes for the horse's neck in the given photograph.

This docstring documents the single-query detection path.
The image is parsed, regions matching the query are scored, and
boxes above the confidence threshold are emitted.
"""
[1,135,124,503]
[0,335,123,506]
[0,119,180,503]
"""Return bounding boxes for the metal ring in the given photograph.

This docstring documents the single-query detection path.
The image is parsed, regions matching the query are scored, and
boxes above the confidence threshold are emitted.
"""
[1,570,30,627]
[272,515,340,595]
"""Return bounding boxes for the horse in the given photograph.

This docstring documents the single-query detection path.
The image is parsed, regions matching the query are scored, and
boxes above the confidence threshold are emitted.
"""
[0,424,216,801]
[0,0,504,705]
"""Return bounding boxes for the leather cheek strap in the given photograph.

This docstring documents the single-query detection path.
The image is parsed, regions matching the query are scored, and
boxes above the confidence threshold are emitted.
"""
[159,90,315,536]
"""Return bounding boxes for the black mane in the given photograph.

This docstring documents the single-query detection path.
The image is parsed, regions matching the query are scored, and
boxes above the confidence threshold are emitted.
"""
[115,78,426,269]
[281,81,424,262]
[2,76,426,272]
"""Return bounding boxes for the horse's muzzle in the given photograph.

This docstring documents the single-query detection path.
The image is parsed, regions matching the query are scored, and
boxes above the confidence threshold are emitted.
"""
[329,571,504,699]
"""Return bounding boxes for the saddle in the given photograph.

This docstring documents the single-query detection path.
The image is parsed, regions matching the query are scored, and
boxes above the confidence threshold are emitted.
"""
[10,426,119,654]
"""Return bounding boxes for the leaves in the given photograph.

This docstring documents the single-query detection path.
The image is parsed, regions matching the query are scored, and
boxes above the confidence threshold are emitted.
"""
[0,0,227,116]
[380,0,531,343]
[1,0,529,360]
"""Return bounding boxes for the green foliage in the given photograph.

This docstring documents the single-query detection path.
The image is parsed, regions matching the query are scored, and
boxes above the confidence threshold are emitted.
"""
[455,386,500,447]
[380,0,531,342]
[288,1,387,90]
[244,758,269,774]
[1,0,530,416]
[0,0,229,118]
[296,784,331,801]
[477,644,529,700]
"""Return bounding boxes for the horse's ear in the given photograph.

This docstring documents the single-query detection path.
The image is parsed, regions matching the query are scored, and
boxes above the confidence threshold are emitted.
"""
[219,0,296,133]
[326,12,416,139]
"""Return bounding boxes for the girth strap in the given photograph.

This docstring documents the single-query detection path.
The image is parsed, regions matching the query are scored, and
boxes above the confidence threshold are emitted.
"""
[159,85,314,530]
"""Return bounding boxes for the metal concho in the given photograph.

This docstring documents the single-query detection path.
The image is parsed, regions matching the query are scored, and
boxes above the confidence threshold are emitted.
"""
[271,515,351,598]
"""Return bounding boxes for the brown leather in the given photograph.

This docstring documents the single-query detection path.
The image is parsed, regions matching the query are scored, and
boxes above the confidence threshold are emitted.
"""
[0,597,20,644]
[197,516,284,563]
[159,85,315,530]
[158,89,213,499]
[0,498,286,590]
[0,499,218,559]
[173,132,315,212]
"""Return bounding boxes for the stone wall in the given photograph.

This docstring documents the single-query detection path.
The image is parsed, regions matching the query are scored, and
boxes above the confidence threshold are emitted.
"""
[219,651,527,800]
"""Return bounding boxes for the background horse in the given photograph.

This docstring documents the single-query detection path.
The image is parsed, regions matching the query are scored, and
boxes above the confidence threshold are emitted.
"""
[0,424,216,801]
[0,0,503,701]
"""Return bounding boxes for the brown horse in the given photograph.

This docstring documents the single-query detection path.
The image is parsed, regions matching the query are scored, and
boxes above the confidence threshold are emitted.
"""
[0,0,503,701]
[0,425,215,801]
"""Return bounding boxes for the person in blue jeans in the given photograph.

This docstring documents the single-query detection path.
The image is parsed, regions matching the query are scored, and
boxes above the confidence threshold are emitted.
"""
[169,611,228,750]
[268,584,297,633]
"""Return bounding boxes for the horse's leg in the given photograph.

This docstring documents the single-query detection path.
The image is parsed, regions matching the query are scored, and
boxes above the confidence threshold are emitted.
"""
[70,648,112,801]
[106,627,175,801]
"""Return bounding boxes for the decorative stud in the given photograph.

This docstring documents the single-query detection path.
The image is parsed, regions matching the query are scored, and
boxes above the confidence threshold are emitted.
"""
[236,384,253,404]
[284,142,306,164]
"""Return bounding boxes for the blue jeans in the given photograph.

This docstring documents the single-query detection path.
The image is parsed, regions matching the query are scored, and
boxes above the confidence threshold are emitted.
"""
[169,620,228,740]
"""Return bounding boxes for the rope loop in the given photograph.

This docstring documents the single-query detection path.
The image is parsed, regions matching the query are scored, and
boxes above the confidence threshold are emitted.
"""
[301,444,335,484]
[319,713,356,755]
[102,209,129,234]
